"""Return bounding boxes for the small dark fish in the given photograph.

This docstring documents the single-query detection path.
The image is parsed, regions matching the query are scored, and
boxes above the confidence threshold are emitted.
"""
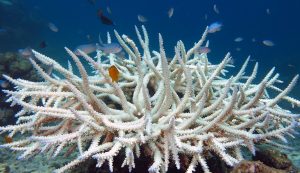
[97,9,115,26]
[18,47,33,59]
[39,41,47,48]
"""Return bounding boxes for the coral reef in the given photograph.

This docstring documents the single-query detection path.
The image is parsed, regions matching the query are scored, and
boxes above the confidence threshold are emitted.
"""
[0,26,299,173]
[253,147,298,172]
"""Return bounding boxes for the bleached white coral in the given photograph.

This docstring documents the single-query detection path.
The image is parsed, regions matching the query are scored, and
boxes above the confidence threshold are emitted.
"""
[1,26,299,173]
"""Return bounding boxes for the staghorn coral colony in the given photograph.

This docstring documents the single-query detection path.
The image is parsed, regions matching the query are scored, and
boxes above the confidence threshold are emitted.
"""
[0,26,299,173]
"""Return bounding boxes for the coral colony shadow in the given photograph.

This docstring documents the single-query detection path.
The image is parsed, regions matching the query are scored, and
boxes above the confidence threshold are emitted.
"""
[0,25,299,173]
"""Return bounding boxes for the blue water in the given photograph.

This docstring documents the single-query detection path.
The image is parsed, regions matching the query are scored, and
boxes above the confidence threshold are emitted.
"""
[1,0,300,61]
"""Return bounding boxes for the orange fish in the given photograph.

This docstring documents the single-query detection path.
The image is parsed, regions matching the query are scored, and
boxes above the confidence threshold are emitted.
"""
[4,136,13,143]
[108,65,119,82]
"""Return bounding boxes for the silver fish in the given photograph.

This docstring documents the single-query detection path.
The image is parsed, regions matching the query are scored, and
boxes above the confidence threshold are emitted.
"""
[98,34,122,54]
[45,63,54,76]
[48,22,58,32]
[213,4,219,14]
[18,47,33,59]
[97,43,122,54]
[208,22,222,33]
[262,40,275,47]
[266,8,271,15]
[74,43,97,55]
[234,37,243,42]
[107,6,112,14]
[138,15,147,23]
[168,8,174,18]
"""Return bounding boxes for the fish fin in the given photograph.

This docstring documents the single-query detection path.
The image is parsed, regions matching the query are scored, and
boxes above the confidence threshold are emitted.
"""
[98,33,104,45]
[95,43,103,51]
[97,9,103,16]
[46,63,54,76]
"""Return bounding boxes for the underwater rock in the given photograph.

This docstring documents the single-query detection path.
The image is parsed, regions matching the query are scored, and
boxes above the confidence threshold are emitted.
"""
[253,148,298,172]
[0,52,17,64]
[8,58,32,76]
[0,51,41,81]
[0,52,32,77]
[230,160,286,173]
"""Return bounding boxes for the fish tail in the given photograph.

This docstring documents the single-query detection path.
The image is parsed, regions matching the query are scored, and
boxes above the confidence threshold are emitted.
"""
[97,9,103,17]
[95,43,103,51]
[98,33,104,45]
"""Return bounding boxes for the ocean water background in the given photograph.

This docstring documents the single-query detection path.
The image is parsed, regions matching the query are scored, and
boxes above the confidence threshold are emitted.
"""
[0,0,299,95]
[1,2,299,62]
[1,0,300,171]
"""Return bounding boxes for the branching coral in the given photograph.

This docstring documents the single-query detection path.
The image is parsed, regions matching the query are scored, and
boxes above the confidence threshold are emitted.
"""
[1,26,299,173]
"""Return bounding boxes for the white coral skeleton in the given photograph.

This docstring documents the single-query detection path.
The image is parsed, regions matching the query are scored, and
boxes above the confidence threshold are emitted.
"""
[1,26,299,173]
